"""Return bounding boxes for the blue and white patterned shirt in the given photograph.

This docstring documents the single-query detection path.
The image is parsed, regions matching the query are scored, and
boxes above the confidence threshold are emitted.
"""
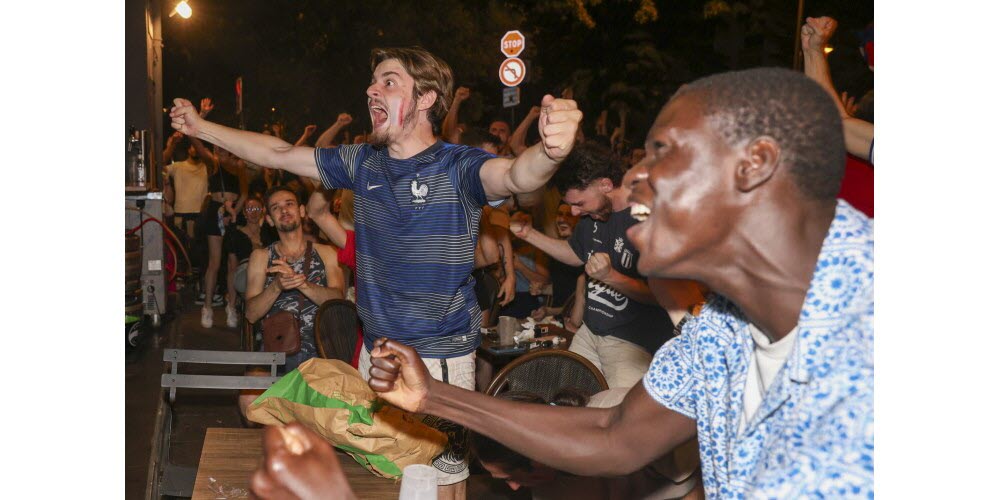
[643,200,874,498]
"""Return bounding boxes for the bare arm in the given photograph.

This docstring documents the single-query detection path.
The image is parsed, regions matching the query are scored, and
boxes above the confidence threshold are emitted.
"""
[566,274,586,330]
[511,221,584,266]
[315,114,353,148]
[586,252,658,305]
[509,106,541,156]
[298,245,345,305]
[442,86,469,143]
[169,98,320,179]
[497,227,516,306]
[162,131,182,165]
[801,17,874,160]
[306,190,348,248]
[294,125,318,147]
[368,339,697,476]
[479,95,582,199]
[245,249,282,323]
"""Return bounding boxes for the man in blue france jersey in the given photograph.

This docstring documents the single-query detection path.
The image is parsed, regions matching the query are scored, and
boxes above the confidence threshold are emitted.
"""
[170,46,582,498]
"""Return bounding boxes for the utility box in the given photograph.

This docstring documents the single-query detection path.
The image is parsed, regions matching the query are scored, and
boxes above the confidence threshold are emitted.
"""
[126,194,166,316]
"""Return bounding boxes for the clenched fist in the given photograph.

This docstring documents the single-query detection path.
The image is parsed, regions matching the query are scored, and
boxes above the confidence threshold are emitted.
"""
[169,98,205,137]
[454,86,471,104]
[585,252,613,281]
[801,16,837,53]
[508,219,531,239]
[538,94,583,162]
[336,113,353,126]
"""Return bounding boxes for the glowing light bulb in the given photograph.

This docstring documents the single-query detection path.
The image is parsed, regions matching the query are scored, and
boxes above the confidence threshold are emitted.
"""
[824,46,834,54]
[174,1,192,19]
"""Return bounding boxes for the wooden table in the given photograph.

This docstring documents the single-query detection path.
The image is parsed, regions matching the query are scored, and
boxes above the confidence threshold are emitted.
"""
[192,427,399,499]
[475,323,575,391]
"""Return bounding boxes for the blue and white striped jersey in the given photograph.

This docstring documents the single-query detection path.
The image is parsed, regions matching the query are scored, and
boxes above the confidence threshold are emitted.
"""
[315,141,496,358]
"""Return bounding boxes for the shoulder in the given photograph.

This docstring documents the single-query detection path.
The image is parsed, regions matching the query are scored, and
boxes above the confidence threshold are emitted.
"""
[312,242,338,261]
[440,143,496,167]
[248,247,270,270]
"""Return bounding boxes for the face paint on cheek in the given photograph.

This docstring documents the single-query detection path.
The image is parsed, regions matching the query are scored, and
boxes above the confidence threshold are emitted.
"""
[385,96,403,129]
[398,98,406,126]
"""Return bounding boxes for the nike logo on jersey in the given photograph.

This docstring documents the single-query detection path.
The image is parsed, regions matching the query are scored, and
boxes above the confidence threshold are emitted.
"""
[367,183,383,190]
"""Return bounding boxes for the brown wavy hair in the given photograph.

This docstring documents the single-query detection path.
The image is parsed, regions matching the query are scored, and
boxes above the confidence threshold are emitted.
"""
[371,47,454,136]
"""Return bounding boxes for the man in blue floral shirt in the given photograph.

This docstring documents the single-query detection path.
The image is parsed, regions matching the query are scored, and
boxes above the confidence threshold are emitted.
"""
[250,68,874,500]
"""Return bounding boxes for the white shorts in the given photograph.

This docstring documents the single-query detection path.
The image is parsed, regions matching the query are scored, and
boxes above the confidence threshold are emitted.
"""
[359,347,476,485]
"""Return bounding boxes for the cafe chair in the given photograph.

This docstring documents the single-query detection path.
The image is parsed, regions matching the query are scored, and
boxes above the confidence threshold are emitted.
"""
[314,299,360,363]
[486,349,608,401]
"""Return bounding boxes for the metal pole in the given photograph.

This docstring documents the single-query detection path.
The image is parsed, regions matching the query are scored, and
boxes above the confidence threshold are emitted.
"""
[792,0,805,70]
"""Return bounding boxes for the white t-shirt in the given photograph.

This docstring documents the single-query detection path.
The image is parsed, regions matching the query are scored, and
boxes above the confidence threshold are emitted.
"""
[738,324,798,434]
[164,159,208,214]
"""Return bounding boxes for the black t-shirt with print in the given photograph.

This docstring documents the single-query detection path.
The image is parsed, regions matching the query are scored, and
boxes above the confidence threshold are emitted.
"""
[568,209,674,353]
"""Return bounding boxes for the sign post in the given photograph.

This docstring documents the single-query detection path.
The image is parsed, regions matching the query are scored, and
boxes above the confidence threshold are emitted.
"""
[499,30,527,125]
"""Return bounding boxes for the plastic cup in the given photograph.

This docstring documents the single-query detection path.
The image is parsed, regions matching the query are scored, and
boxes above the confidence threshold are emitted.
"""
[398,464,437,500]
[498,316,519,345]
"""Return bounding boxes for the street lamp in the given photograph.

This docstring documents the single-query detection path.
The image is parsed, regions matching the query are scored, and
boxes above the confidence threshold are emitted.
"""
[170,1,192,18]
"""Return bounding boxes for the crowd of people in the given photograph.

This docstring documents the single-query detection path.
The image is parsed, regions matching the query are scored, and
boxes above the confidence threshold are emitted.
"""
[161,14,873,500]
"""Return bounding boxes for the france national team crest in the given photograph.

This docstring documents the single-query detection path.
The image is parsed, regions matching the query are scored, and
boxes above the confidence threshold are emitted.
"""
[410,179,429,204]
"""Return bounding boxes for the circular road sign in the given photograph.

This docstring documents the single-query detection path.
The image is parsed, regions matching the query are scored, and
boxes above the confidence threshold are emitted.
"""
[498,57,526,87]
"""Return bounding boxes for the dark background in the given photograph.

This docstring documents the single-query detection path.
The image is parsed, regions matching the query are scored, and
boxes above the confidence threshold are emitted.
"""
[162,0,872,148]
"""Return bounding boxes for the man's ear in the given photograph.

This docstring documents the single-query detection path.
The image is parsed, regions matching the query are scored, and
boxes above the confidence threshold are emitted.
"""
[597,177,614,193]
[265,214,275,227]
[299,205,306,218]
[735,137,781,192]
[417,90,437,112]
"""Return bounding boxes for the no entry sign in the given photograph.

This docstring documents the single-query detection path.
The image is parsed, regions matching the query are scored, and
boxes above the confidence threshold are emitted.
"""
[498,57,526,87]
[500,30,525,58]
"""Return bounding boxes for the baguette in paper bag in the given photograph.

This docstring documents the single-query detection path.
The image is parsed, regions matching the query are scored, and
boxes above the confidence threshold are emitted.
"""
[247,358,447,479]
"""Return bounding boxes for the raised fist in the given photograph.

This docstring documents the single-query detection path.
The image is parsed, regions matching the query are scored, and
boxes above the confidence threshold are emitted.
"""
[537,94,583,162]
[801,16,837,53]
[169,98,204,137]
[303,124,317,137]
[454,86,471,103]
[336,113,353,125]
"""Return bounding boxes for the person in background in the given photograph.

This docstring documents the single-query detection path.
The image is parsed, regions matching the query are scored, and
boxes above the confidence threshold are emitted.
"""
[162,130,208,243]
[498,208,550,319]
[510,141,673,388]
[801,15,875,217]
[223,196,266,328]
[191,129,249,328]
[529,203,584,331]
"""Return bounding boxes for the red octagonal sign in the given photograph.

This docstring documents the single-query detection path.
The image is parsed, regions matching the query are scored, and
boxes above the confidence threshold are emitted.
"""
[500,30,525,58]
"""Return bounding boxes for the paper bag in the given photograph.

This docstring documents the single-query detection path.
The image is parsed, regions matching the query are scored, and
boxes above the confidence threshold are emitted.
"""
[247,358,447,479]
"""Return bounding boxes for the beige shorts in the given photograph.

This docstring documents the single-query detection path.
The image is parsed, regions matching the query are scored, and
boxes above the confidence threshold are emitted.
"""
[359,347,476,485]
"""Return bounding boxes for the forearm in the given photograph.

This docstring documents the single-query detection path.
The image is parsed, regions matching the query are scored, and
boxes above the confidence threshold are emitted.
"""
[803,50,849,118]
[246,281,282,323]
[194,120,319,179]
[441,100,463,143]
[523,229,583,266]
[504,144,560,195]
[600,271,658,305]
[424,382,650,476]
[844,117,874,160]
[316,124,346,148]
[190,137,217,165]
[299,281,344,305]
[312,212,347,248]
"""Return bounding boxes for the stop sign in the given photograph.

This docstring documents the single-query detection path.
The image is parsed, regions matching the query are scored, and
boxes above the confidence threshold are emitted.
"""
[500,30,525,58]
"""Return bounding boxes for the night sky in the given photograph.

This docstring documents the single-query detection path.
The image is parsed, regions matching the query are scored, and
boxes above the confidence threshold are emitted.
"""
[162,0,872,147]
